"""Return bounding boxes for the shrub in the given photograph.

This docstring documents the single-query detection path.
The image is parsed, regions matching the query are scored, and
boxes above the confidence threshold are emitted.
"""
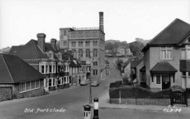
[139,82,150,89]
[109,80,123,88]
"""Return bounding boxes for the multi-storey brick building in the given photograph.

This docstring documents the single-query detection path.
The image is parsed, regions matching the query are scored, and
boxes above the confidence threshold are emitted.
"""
[59,12,105,81]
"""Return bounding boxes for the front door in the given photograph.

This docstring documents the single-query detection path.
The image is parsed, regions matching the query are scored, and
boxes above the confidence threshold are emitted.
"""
[162,74,171,89]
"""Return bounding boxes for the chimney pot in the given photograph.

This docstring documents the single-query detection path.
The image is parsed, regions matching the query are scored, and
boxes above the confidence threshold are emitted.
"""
[37,33,46,52]
[51,38,57,50]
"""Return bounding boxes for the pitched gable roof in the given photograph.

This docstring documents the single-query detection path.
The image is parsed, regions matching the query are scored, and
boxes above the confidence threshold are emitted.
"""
[143,19,190,52]
[149,19,190,45]
[0,54,44,83]
[9,40,48,59]
[150,62,177,73]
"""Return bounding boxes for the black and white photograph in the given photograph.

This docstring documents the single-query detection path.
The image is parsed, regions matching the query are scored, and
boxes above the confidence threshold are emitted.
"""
[0,0,190,119]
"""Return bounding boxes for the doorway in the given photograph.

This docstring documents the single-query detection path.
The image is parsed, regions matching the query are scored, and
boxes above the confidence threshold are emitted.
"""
[162,74,171,89]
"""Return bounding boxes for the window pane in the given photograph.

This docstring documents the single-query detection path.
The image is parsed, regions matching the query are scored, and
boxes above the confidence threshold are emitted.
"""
[31,81,35,89]
[156,75,160,84]
[187,50,190,59]
[181,49,185,59]
[26,82,30,90]
[36,80,40,88]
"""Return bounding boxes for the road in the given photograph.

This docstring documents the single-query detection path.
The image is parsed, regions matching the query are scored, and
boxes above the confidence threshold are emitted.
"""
[0,62,120,119]
[0,62,190,119]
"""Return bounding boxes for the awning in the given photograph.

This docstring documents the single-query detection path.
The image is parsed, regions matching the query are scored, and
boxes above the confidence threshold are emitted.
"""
[150,62,177,74]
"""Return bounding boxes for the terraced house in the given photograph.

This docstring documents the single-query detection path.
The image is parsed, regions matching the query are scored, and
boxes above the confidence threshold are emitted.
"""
[59,12,105,81]
[9,33,69,91]
[142,19,190,91]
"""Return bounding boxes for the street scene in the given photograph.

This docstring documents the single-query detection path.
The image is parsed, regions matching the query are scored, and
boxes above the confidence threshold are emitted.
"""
[1,0,190,119]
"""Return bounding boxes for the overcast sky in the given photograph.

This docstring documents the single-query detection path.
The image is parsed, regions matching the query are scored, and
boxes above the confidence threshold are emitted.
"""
[0,0,190,48]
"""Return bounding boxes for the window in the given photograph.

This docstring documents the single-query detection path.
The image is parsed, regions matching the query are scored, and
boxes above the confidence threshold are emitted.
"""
[78,41,83,47]
[49,65,52,73]
[156,75,161,84]
[85,41,90,47]
[19,80,40,93]
[86,49,90,58]
[160,47,172,60]
[182,72,186,78]
[93,49,98,57]
[152,77,154,82]
[78,49,83,58]
[49,79,52,86]
[186,45,190,59]
[31,81,35,89]
[41,65,44,74]
[36,80,40,88]
[93,41,98,46]
[93,69,98,75]
[93,61,98,66]
[71,41,76,47]
[181,48,186,59]
[46,65,48,73]
[64,77,67,83]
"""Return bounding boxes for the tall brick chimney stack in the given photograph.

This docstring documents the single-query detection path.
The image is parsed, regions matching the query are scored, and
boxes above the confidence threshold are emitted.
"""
[37,33,46,52]
[51,38,57,50]
[99,12,104,32]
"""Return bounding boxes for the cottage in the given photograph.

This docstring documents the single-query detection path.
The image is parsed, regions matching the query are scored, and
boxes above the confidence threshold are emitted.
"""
[0,54,44,101]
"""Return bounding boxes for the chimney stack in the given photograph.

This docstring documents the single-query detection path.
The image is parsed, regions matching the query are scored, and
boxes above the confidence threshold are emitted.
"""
[99,12,104,32]
[51,38,57,50]
[37,33,46,52]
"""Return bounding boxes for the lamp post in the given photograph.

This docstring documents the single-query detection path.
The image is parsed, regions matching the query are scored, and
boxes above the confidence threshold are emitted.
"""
[87,60,92,104]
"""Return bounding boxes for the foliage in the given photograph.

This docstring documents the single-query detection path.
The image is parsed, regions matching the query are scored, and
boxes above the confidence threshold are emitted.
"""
[128,41,144,58]
[105,40,129,56]
[115,59,123,72]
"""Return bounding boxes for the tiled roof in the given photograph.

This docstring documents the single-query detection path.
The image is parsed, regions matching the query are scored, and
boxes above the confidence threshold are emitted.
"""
[45,43,57,52]
[149,19,190,45]
[9,40,48,59]
[143,19,190,52]
[150,62,177,73]
[0,54,44,83]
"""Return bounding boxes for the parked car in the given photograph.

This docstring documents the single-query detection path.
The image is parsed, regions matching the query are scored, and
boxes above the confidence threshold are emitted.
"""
[91,80,99,87]
[80,80,89,86]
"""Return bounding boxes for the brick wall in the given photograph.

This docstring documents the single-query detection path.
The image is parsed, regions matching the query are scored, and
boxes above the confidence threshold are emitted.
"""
[0,86,13,101]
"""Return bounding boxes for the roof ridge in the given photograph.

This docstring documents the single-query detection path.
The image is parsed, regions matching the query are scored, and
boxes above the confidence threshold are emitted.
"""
[2,54,14,83]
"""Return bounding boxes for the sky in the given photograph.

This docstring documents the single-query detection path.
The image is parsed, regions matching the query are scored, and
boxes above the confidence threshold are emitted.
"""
[0,0,190,48]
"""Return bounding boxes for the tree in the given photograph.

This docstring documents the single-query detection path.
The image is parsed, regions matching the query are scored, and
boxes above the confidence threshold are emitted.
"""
[129,41,144,58]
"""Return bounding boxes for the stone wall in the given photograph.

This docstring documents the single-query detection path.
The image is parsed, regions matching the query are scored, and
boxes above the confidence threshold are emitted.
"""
[0,86,13,101]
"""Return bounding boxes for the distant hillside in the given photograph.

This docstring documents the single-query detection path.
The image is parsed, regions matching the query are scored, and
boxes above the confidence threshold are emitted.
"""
[0,47,10,53]
[105,39,129,56]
